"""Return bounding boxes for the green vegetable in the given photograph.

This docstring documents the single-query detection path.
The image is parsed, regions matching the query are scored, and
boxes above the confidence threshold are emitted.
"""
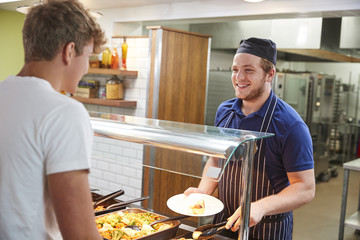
[111,230,125,240]
[106,214,121,227]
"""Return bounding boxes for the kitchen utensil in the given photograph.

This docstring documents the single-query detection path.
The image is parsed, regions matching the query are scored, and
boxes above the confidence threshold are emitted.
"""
[95,196,149,216]
[125,225,141,231]
[149,214,190,227]
[106,195,149,209]
[125,214,189,231]
[193,221,228,239]
[93,189,125,209]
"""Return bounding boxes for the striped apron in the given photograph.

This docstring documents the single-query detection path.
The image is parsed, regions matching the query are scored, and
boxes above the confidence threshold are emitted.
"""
[213,93,293,240]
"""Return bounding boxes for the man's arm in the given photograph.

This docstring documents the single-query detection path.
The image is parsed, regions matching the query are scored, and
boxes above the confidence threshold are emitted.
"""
[48,170,102,240]
[227,168,316,231]
[184,157,220,196]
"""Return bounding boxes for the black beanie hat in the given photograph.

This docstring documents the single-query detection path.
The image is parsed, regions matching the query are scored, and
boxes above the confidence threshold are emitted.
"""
[236,37,277,66]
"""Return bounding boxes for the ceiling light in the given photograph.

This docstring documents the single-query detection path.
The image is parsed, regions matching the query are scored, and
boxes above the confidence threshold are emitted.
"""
[243,0,266,2]
[16,1,102,18]
[0,0,21,3]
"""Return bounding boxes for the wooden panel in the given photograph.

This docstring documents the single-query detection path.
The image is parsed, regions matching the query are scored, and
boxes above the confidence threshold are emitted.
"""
[158,30,208,123]
[146,27,210,221]
[147,25,211,38]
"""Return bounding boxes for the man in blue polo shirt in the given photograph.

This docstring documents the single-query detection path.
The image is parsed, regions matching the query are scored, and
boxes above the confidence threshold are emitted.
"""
[185,38,315,239]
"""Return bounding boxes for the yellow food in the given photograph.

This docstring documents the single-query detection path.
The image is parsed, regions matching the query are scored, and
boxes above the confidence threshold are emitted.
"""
[192,230,202,239]
[95,211,173,240]
[189,199,205,215]
[94,205,105,211]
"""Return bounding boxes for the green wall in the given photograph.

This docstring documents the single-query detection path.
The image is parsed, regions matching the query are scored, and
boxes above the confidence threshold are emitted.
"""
[0,10,25,81]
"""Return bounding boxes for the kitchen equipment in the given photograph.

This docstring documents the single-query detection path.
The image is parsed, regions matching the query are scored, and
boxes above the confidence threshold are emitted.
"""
[126,214,190,231]
[95,196,150,216]
[93,189,124,209]
[193,221,228,239]
[96,208,181,240]
[150,214,190,227]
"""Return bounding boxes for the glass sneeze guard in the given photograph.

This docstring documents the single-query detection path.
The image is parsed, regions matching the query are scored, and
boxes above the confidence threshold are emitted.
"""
[90,112,274,240]
[89,112,274,182]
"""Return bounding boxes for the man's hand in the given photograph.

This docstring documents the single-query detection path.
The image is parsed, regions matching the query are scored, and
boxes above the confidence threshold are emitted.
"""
[226,169,315,232]
[225,202,265,232]
[184,187,207,196]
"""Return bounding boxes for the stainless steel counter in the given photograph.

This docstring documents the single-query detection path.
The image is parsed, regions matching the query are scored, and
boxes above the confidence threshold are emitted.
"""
[339,158,360,240]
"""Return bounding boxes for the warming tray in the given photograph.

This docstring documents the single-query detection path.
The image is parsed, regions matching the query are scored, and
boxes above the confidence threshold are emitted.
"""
[95,208,181,240]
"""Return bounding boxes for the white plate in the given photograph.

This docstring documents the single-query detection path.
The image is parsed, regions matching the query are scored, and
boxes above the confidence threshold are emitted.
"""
[166,193,224,217]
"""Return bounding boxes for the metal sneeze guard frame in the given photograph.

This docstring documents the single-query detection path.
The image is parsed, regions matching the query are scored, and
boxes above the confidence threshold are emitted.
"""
[89,112,274,240]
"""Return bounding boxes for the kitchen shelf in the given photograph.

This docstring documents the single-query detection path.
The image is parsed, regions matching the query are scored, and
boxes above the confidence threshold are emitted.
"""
[87,68,138,76]
[72,96,137,108]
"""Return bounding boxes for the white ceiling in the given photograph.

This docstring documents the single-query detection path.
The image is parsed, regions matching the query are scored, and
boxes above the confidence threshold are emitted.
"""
[1,0,359,29]
[0,0,197,11]
[1,0,359,17]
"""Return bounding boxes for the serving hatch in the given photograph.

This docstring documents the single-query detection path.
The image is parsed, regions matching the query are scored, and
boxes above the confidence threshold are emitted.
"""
[89,112,274,240]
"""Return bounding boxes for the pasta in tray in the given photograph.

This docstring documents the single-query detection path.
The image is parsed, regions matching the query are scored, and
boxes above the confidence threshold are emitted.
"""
[95,211,173,240]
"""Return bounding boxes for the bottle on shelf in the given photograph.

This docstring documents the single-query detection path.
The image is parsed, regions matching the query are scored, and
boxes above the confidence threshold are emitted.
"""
[121,37,128,70]
[101,47,112,68]
[105,75,124,100]
[111,48,119,69]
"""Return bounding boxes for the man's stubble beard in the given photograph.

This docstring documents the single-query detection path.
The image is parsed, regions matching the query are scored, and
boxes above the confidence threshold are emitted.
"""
[239,75,267,102]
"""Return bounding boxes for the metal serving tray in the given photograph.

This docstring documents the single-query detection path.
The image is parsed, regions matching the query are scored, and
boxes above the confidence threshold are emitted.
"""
[96,208,181,240]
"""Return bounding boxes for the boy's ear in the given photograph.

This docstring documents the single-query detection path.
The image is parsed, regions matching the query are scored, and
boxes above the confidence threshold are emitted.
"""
[63,42,75,65]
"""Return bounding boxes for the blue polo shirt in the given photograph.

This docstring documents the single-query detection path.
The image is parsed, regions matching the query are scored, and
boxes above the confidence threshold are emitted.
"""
[215,90,314,193]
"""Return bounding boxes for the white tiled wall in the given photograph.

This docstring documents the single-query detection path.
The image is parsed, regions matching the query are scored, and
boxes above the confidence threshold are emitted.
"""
[84,37,150,202]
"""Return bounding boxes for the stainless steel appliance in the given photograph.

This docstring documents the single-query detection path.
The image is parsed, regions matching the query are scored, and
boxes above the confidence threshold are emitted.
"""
[273,72,339,181]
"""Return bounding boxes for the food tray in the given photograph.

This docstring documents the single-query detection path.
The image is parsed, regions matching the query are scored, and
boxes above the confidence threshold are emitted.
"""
[96,208,181,240]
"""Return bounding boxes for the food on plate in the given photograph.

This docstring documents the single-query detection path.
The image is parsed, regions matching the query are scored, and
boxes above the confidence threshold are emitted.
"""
[95,211,173,239]
[189,199,205,215]
[192,230,202,239]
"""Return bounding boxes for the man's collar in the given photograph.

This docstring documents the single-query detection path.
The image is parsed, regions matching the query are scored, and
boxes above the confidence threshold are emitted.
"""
[230,90,274,118]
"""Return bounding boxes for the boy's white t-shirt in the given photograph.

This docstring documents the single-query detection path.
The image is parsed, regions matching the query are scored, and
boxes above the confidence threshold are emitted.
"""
[0,76,93,239]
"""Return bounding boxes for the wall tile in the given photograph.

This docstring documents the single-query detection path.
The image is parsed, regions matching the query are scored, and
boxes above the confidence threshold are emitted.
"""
[88,37,149,200]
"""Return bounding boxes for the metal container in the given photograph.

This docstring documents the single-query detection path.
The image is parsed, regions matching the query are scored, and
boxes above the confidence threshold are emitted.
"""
[96,208,181,240]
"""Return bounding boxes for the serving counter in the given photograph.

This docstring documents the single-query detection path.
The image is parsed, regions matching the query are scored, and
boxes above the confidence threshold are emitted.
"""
[90,112,274,240]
